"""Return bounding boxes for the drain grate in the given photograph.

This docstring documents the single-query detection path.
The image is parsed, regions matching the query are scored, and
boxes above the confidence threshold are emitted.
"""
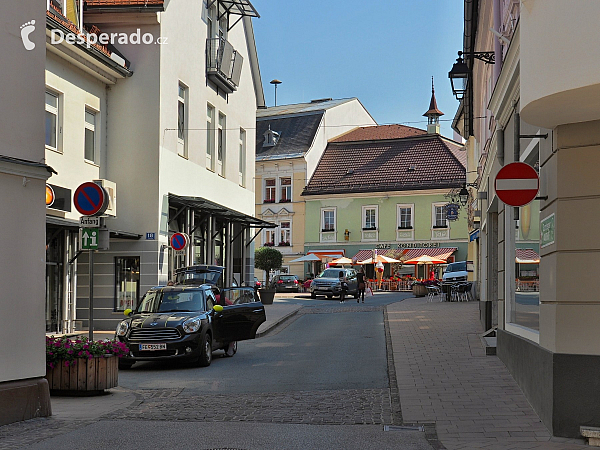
[384,425,424,432]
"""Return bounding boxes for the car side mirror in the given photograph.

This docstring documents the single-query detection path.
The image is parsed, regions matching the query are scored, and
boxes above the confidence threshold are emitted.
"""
[124,308,133,317]
[213,305,224,312]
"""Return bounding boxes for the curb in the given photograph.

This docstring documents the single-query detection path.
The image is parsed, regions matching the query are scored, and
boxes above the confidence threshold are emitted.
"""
[256,308,301,338]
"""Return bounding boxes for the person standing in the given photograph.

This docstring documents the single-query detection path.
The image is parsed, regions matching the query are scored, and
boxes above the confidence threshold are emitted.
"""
[339,270,348,303]
[357,268,366,303]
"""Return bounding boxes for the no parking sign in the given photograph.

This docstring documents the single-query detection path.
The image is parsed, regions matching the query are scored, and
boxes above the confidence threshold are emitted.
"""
[170,233,189,254]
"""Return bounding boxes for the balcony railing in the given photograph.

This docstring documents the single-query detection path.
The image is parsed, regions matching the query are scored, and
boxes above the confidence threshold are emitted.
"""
[206,37,243,93]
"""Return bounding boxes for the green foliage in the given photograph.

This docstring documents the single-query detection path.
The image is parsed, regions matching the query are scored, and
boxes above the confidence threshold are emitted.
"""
[255,246,283,286]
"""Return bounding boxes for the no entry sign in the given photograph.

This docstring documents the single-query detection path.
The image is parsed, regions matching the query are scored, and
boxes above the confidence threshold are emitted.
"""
[494,162,539,207]
[170,233,189,251]
[73,182,108,216]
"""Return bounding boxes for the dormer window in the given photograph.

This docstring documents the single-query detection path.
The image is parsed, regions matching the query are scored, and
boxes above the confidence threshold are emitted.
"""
[263,126,280,148]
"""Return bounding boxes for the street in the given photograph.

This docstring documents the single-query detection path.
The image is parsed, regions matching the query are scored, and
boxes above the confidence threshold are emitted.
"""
[2,293,434,450]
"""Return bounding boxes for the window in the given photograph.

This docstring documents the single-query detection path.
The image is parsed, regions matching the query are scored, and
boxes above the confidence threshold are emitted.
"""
[265,179,276,203]
[115,256,140,311]
[45,91,59,151]
[363,206,377,230]
[178,83,188,157]
[84,109,96,163]
[217,113,226,176]
[265,229,275,246]
[279,221,291,246]
[206,104,215,170]
[239,128,246,186]
[280,177,291,202]
[322,209,335,232]
[433,204,448,228]
[398,205,413,229]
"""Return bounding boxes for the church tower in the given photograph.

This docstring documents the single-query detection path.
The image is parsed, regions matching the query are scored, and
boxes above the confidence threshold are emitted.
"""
[423,77,444,134]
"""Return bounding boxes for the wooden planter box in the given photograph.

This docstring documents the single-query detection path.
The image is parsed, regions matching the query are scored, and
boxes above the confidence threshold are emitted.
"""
[412,284,427,297]
[45,355,118,395]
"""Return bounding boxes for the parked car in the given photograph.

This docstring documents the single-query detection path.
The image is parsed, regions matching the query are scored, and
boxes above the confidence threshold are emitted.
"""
[442,261,468,283]
[310,268,359,299]
[270,274,300,292]
[115,284,265,369]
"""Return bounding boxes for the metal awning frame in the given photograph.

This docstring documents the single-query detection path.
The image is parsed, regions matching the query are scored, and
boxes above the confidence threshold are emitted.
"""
[207,0,259,30]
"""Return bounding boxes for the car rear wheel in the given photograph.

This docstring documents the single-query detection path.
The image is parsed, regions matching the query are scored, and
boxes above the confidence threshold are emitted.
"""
[327,294,333,299]
[119,361,135,370]
[196,333,212,367]
[224,341,237,357]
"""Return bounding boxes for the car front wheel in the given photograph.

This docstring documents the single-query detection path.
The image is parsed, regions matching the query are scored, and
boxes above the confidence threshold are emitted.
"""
[311,292,316,299]
[196,332,212,367]
[224,341,237,357]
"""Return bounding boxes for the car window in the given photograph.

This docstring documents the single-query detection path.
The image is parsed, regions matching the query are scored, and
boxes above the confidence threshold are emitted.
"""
[137,290,206,313]
[280,275,295,281]
[446,262,467,273]
[319,269,342,278]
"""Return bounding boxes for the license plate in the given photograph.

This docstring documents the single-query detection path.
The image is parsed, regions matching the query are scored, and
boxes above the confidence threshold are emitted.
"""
[139,343,167,351]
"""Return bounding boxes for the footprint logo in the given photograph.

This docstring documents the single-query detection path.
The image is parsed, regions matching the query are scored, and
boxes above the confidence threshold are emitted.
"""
[20,20,36,51]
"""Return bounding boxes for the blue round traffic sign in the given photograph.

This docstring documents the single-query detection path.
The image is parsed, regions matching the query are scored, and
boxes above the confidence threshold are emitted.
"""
[73,182,108,216]
[170,233,189,251]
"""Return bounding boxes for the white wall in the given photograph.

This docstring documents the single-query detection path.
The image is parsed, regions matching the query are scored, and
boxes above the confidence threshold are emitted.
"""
[0,0,48,382]
[305,99,376,179]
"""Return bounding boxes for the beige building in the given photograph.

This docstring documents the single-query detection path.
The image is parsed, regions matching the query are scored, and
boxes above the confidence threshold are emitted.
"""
[453,0,600,438]
[0,0,53,425]
[254,98,376,281]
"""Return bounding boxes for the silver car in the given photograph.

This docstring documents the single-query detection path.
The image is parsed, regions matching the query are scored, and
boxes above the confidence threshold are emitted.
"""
[310,268,359,299]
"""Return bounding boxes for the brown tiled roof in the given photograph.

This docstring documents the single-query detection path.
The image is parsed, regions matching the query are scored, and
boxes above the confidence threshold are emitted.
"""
[302,134,466,196]
[85,0,164,6]
[330,124,427,143]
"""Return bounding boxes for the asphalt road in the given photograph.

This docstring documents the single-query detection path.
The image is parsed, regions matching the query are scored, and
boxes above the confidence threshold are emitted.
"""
[21,292,433,450]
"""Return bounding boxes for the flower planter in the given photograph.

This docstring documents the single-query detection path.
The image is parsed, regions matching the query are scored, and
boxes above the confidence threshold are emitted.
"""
[258,288,276,305]
[412,284,427,297]
[45,355,118,396]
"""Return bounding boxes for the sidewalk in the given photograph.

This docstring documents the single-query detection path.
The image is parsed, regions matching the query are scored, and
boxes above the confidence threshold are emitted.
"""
[387,297,587,450]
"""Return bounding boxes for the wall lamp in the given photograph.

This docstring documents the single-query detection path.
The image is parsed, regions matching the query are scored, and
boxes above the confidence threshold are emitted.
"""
[458,182,479,206]
[448,51,495,100]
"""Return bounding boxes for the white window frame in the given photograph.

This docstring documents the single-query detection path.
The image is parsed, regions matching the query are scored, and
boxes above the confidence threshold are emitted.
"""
[177,82,188,158]
[279,177,292,203]
[396,203,414,241]
[279,220,291,247]
[84,107,98,164]
[264,228,276,247]
[239,128,246,187]
[264,178,276,203]
[320,208,337,243]
[217,112,226,177]
[45,89,61,153]
[206,104,215,171]
[432,203,449,229]
[362,205,378,230]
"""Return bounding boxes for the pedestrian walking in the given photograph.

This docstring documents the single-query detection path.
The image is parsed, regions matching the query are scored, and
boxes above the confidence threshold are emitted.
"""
[339,270,348,303]
[357,268,366,303]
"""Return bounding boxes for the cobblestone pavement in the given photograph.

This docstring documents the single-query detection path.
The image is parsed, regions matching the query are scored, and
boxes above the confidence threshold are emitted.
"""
[388,298,588,450]
[112,388,395,425]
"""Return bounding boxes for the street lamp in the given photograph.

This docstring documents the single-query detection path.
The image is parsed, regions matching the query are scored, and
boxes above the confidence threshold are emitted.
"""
[270,79,282,106]
[448,51,495,100]
[458,183,469,205]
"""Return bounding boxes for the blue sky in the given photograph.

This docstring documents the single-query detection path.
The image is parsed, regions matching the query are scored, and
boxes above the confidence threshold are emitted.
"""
[251,0,464,139]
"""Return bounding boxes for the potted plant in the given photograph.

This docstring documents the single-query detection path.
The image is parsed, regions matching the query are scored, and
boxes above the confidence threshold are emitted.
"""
[45,336,129,395]
[254,246,283,305]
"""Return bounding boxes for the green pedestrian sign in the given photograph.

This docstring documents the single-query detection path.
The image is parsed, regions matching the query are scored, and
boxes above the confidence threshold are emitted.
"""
[81,228,99,250]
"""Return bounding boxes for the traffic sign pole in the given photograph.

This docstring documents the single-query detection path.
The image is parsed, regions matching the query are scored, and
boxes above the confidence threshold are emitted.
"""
[89,249,94,341]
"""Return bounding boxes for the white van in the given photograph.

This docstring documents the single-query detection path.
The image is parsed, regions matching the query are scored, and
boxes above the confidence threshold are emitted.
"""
[442,261,468,283]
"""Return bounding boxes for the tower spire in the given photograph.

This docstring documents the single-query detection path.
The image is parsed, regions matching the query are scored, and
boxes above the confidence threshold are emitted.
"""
[423,76,444,134]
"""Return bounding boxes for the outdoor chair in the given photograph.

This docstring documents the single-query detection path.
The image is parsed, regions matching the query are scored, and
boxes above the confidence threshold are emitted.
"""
[453,283,472,302]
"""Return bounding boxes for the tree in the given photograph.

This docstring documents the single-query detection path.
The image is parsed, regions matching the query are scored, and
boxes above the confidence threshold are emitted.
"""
[255,246,283,287]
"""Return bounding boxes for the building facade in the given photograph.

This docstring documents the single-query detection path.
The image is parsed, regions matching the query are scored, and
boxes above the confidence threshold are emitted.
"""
[254,98,376,281]
[43,0,269,334]
[302,119,469,279]
[452,0,600,437]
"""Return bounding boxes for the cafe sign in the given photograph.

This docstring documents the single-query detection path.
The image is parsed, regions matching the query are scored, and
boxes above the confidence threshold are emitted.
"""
[376,242,441,249]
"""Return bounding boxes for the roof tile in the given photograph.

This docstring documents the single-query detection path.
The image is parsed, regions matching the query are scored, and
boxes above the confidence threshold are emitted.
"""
[331,124,427,143]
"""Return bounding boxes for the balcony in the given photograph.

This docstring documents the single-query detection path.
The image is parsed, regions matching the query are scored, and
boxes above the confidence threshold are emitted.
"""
[206,38,243,94]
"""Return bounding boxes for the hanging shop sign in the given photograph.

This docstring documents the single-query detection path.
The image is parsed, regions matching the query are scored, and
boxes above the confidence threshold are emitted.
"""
[445,203,460,221]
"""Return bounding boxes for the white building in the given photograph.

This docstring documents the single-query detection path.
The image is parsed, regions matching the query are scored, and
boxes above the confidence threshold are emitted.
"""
[44,0,269,333]
[254,98,376,280]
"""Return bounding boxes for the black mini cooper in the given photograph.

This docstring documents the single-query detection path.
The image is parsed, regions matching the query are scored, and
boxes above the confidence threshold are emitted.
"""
[115,284,266,369]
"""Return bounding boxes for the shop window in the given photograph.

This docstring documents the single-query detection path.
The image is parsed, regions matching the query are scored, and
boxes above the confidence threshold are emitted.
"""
[115,257,140,311]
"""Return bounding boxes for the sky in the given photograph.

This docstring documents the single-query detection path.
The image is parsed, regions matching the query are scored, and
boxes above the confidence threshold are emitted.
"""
[251,0,465,139]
